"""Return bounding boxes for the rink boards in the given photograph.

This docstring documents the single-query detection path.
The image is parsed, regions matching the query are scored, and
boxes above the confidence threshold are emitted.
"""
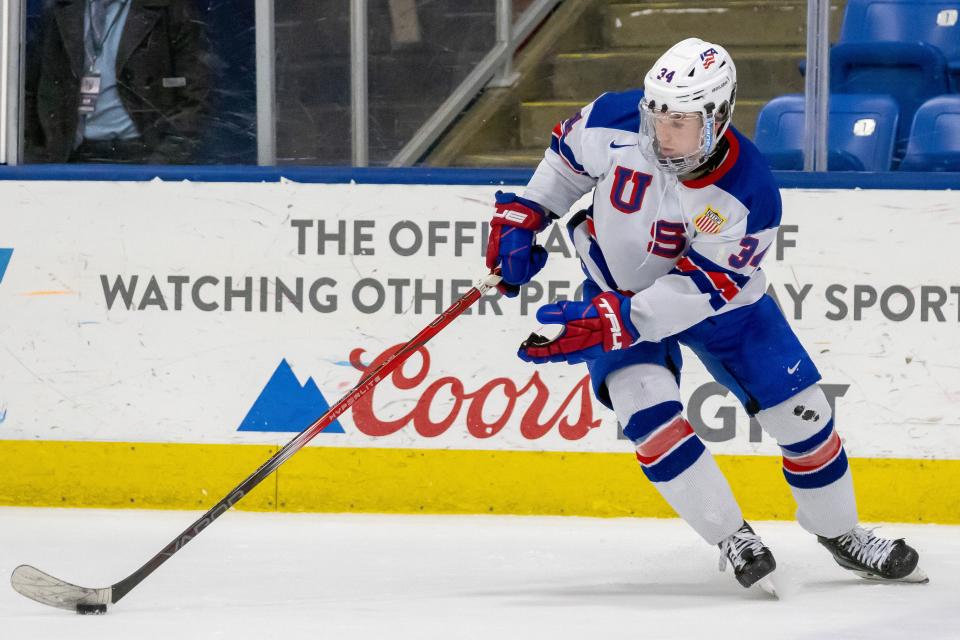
[1,180,958,523]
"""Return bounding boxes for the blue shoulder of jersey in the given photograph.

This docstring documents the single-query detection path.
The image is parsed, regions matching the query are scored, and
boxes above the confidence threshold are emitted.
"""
[585,89,644,133]
[713,128,783,234]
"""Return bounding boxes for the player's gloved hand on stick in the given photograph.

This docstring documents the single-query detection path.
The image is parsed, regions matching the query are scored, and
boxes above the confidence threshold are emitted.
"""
[518,291,639,364]
[485,191,552,298]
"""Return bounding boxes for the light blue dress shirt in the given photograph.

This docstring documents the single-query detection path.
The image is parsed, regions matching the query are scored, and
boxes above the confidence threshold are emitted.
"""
[80,0,140,143]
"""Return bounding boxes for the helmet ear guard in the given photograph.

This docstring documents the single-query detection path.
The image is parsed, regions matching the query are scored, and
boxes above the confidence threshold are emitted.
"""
[713,89,736,138]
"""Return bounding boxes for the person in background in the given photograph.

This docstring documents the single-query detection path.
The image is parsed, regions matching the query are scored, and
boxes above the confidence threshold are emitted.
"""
[25,0,211,164]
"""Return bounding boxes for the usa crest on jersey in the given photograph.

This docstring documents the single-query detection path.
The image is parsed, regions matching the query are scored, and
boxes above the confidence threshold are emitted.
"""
[693,207,726,234]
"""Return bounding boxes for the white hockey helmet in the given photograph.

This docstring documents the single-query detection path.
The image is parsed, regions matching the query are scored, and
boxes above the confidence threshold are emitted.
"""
[639,38,737,174]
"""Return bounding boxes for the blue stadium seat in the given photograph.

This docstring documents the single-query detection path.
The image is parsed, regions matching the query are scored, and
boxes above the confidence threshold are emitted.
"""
[829,41,950,149]
[841,0,960,84]
[899,95,960,171]
[754,94,900,171]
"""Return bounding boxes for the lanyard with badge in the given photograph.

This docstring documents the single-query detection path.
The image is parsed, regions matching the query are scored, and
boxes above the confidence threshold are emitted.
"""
[79,0,128,114]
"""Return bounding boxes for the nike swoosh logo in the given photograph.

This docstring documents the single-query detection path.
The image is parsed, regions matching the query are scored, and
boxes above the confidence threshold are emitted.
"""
[787,360,801,374]
[609,141,635,149]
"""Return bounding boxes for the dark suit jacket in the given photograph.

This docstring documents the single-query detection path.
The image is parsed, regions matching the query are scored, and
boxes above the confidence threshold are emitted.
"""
[25,0,211,163]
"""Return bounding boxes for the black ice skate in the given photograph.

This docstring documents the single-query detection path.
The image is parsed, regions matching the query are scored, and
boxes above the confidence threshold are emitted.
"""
[718,522,777,590]
[817,526,928,583]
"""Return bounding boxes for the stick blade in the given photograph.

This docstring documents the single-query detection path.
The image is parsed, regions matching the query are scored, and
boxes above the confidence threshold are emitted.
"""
[10,565,111,611]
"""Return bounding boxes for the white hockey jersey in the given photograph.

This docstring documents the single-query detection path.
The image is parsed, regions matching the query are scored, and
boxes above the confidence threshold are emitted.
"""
[523,89,783,343]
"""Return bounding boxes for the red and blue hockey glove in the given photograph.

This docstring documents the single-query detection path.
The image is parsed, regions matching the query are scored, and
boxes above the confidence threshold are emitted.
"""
[485,191,552,297]
[518,291,640,364]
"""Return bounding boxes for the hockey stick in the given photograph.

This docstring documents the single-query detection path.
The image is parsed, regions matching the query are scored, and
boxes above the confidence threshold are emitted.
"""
[11,271,503,615]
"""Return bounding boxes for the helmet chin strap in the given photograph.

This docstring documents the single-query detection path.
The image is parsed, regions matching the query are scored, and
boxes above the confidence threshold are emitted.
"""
[679,132,731,181]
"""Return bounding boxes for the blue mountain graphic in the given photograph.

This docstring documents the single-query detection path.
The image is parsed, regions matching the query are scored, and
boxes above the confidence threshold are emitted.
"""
[238,359,344,433]
[0,248,12,284]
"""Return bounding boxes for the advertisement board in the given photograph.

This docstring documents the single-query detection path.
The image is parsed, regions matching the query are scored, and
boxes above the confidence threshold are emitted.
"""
[1,181,958,520]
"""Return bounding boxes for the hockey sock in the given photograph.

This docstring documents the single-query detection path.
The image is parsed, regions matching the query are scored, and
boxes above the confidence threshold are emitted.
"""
[608,365,744,545]
[755,385,858,538]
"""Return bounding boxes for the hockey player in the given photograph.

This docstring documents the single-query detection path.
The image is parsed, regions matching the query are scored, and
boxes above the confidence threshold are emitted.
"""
[485,38,927,589]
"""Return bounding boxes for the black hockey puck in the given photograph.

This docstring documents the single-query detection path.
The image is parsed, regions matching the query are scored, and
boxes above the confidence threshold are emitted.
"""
[76,603,107,615]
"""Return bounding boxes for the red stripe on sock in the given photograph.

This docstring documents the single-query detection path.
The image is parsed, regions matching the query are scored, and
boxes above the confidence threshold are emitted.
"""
[782,431,843,473]
[635,417,693,465]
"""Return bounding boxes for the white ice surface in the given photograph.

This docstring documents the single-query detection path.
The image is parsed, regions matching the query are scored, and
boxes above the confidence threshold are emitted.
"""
[1,508,958,639]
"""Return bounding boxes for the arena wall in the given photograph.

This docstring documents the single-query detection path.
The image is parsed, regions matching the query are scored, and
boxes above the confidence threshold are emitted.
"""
[1,177,957,523]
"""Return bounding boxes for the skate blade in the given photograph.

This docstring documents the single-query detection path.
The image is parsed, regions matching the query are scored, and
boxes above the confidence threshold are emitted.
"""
[755,575,779,599]
[853,565,929,584]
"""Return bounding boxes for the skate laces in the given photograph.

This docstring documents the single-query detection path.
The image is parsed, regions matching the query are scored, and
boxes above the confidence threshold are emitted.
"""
[718,526,768,572]
[836,526,897,570]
